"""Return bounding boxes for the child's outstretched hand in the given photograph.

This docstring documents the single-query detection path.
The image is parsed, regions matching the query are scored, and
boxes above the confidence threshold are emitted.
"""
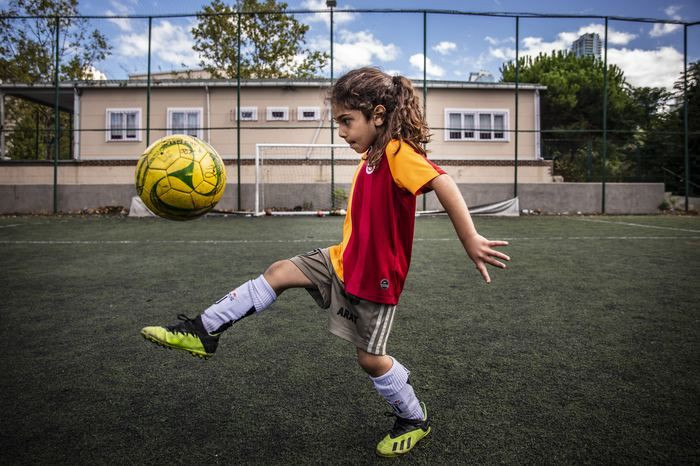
[463,233,510,284]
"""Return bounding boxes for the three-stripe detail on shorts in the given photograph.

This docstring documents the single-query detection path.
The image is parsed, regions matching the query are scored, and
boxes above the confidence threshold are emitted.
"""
[367,304,396,355]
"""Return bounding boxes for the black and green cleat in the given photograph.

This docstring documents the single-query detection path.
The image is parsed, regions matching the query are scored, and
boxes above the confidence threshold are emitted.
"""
[375,401,431,458]
[141,314,220,359]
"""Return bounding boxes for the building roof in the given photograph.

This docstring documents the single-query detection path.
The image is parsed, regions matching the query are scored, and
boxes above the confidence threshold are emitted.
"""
[0,78,546,112]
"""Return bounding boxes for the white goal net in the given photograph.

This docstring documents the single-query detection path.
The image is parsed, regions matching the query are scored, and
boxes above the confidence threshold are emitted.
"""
[255,144,357,215]
[254,143,520,216]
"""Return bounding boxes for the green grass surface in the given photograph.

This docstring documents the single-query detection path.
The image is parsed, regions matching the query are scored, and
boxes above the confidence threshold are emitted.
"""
[1,214,698,464]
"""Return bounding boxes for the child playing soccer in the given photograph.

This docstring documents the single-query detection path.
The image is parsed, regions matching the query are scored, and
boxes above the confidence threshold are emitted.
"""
[141,67,510,457]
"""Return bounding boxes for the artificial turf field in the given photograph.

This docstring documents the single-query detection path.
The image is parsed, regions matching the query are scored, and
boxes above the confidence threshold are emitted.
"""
[0,214,698,464]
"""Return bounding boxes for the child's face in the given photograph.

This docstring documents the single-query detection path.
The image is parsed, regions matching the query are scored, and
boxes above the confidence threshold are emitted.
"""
[332,104,384,154]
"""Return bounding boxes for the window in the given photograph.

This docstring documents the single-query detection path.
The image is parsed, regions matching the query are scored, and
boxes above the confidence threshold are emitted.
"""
[444,109,509,142]
[297,106,320,121]
[105,108,141,142]
[167,108,203,139]
[267,107,289,121]
[234,107,258,121]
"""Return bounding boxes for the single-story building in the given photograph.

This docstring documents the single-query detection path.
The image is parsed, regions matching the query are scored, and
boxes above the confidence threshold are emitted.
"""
[1,77,560,212]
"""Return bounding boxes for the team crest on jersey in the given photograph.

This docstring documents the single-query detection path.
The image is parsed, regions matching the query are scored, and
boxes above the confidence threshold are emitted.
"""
[380,278,390,290]
[365,163,375,175]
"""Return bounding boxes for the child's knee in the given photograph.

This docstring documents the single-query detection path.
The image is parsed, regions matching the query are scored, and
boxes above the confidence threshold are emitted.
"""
[356,348,392,377]
[263,260,289,280]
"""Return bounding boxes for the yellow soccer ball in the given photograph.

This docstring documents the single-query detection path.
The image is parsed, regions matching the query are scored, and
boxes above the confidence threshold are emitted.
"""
[135,135,226,220]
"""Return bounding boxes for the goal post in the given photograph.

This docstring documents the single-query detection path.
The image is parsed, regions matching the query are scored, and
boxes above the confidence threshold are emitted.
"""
[255,143,357,215]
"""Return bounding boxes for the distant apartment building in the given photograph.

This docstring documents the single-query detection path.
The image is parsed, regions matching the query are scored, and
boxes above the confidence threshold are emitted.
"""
[571,33,602,59]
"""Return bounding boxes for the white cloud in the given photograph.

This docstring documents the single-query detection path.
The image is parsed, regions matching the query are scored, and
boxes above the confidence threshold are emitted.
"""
[520,23,637,59]
[665,5,681,17]
[608,46,683,89]
[489,46,515,61]
[433,41,456,55]
[650,23,682,37]
[485,36,514,46]
[106,0,134,32]
[487,22,680,89]
[116,20,200,68]
[409,53,444,78]
[301,0,357,28]
[312,29,399,72]
[650,5,682,37]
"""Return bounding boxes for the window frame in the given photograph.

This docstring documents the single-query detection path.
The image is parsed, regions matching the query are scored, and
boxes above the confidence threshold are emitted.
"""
[266,106,289,121]
[234,106,258,121]
[444,108,510,142]
[105,108,142,142]
[297,106,321,121]
[167,107,204,139]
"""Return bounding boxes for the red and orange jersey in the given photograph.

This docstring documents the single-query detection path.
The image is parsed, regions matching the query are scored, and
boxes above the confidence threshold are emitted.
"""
[329,140,445,304]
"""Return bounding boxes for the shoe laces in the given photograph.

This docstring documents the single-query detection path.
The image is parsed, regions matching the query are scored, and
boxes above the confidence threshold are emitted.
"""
[167,314,198,336]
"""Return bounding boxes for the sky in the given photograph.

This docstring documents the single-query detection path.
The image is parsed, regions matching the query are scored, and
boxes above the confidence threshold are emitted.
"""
[30,0,700,90]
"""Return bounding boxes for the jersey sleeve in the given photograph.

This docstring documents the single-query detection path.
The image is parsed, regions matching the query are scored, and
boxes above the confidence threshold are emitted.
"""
[385,140,446,195]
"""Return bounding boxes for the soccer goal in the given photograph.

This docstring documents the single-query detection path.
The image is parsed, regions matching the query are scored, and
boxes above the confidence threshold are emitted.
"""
[254,143,520,217]
[255,143,357,215]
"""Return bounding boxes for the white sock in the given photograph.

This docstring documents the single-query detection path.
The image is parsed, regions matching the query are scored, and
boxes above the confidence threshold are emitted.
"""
[370,357,425,420]
[200,274,277,333]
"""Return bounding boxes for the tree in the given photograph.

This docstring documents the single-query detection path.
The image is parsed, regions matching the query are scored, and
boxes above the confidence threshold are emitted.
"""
[191,0,328,79]
[500,51,642,181]
[0,0,111,159]
[642,62,700,195]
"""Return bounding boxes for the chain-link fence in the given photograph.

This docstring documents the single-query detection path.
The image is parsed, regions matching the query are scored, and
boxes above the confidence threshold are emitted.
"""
[0,6,698,213]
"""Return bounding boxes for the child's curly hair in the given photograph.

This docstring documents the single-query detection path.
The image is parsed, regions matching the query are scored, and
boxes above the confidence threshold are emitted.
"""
[329,67,431,168]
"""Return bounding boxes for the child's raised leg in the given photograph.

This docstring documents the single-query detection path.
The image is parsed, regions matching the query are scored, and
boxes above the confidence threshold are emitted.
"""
[141,259,312,358]
[201,259,313,333]
[357,348,431,457]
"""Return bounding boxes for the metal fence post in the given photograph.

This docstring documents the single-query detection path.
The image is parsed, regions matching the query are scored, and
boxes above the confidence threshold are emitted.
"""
[237,11,242,211]
[330,4,335,210]
[514,16,519,199]
[422,10,427,211]
[683,24,689,211]
[146,16,152,146]
[53,16,60,214]
[602,17,609,214]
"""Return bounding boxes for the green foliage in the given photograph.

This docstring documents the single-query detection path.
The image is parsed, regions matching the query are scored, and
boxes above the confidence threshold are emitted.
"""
[332,187,348,207]
[192,0,328,79]
[501,51,698,189]
[501,51,636,134]
[1,0,112,160]
[0,0,111,83]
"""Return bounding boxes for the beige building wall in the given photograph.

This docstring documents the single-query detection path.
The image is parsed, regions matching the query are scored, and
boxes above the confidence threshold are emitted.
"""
[78,84,541,162]
[0,162,550,186]
[425,88,537,159]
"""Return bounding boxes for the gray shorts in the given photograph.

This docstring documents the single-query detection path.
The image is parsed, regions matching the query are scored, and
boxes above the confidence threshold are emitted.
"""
[289,248,397,356]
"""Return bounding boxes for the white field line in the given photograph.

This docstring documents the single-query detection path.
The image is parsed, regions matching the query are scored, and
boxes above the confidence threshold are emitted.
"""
[1,236,700,245]
[572,217,700,233]
[0,224,22,229]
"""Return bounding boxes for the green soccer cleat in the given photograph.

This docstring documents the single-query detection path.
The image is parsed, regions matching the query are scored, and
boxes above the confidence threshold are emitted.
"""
[141,314,220,359]
[376,401,431,457]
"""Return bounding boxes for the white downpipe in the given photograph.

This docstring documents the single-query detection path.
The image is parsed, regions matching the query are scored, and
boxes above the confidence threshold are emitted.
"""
[307,107,328,157]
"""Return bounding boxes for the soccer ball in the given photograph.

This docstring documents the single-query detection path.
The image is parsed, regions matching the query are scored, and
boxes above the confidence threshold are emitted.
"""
[135,135,226,220]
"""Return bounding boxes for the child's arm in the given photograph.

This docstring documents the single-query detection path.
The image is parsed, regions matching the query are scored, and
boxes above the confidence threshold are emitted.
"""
[427,174,510,283]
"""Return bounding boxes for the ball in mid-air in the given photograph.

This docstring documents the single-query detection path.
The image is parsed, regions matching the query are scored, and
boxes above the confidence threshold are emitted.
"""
[135,135,226,220]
